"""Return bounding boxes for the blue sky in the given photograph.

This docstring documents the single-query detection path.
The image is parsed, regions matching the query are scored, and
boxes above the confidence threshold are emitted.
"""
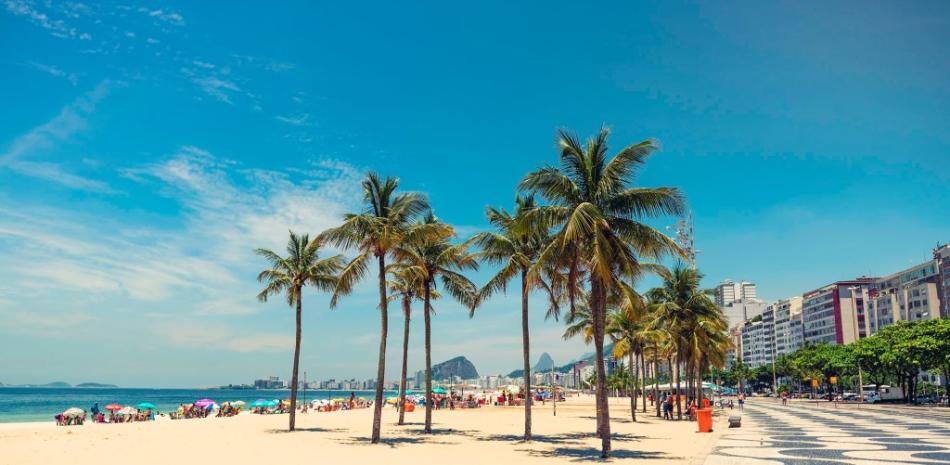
[1,1,948,387]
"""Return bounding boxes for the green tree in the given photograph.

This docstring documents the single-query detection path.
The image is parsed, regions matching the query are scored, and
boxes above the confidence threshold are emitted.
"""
[646,265,722,418]
[521,127,684,458]
[393,215,479,434]
[472,195,554,441]
[386,265,439,426]
[255,232,344,431]
[609,293,651,422]
[319,173,436,443]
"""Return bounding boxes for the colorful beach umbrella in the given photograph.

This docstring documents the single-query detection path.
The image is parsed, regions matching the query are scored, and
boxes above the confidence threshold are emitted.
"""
[104,404,123,411]
[231,400,246,406]
[194,398,215,407]
[63,407,84,417]
[432,387,447,394]
[136,402,156,410]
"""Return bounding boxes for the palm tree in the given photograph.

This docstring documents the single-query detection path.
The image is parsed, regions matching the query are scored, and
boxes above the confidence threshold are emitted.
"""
[319,173,436,443]
[472,195,553,441]
[386,265,439,426]
[608,297,650,422]
[646,265,721,419]
[255,231,344,431]
[393,215,478,434]
[521,127,684,457]
[687,311,730,403]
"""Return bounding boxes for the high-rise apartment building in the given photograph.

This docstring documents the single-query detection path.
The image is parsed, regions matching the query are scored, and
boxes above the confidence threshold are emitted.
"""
[866,260,941,333]
[773,296,803,356]
[741,305,775,368]
[716,279,757,305]
[934,243,950,318]
[802,278,876,345]
[717,279,766,328]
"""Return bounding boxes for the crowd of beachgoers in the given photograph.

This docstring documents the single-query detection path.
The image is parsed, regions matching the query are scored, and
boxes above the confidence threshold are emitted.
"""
[51,387,568,426]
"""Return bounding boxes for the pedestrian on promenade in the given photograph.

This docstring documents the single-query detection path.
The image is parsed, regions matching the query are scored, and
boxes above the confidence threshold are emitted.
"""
[738,392,745,410]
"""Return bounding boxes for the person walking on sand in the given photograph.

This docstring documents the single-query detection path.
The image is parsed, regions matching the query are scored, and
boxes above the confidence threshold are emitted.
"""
[738,392,745,410]
[781,391,788,406]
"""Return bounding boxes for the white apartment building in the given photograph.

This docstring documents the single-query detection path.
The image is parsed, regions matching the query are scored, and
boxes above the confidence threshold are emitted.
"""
[867,260,941,333]
[716,279,757,306]
[773,296,803,356]
[741,304,776,368]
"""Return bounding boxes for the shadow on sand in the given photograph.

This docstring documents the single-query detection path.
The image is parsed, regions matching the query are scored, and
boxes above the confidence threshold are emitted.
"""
[266,427,347,434]
[480,432,647,445]
[524,448,670,462]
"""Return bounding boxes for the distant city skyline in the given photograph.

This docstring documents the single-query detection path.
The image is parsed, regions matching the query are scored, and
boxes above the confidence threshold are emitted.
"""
[1,1,948,387]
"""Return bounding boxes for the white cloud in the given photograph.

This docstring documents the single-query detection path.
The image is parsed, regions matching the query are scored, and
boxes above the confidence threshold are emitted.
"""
[0,81,113,164]
[192,76,241,104]
[275,113,313,127]
[27,61,79,86]
[0,147,364,343]
[0,82,119,193]
[6,160,116,193]
[191,60,215,69]
[147,9,184,26]
[4,0,92,40]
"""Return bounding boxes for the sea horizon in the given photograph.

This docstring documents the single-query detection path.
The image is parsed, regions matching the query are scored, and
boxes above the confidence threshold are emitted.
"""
[0,387,401,423]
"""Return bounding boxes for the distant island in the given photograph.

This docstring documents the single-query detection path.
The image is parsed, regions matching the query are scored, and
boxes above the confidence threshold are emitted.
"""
[0,381,118,388]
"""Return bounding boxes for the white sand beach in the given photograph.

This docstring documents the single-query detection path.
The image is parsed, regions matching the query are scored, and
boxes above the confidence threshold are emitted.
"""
[0,395,726,465]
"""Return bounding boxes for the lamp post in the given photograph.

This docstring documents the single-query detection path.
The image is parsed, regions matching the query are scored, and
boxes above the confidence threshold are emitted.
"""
[848,286,865,402]
[551,358,557,417]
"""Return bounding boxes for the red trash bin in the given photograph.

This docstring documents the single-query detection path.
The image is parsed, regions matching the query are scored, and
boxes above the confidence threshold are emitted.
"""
[696,408,713,433]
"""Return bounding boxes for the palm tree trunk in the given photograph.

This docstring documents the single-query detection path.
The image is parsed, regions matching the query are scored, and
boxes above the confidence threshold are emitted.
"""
[628,351,637,422]
[696,356,706,402]
[423,282,434,434]
[397,297,411,426]
[667,357,674,416]
[288,292,302,431]
[371,255,387,443]
[520,269,532,441]
[639,351,647,413]
[654,347,661,418]
[675,353,682,420]
[591,279,611,458]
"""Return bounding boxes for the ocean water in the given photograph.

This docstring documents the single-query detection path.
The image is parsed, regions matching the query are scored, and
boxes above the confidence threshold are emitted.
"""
[0,387,395,423]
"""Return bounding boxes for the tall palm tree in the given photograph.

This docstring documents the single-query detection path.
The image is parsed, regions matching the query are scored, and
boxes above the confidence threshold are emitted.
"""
[687,311,730,403]
[521,127,684,457]
[472,195,553,441]
[319,173,436,443]
[386,265,439,426]
[255,231,344,432]
[393,215,478,434]
[608,297,649,422]
[646,265,721,419]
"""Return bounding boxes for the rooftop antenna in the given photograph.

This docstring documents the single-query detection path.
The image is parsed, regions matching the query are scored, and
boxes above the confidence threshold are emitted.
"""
[667,211,698,271]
